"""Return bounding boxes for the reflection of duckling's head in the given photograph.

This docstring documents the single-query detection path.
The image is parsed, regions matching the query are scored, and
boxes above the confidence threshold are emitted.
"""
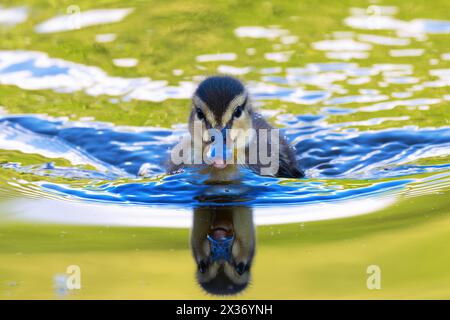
[191,206,255,295]
[189,76,254,171]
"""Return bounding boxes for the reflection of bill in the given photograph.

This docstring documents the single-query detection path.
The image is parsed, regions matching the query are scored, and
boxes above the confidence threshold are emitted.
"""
[191,206,255,295]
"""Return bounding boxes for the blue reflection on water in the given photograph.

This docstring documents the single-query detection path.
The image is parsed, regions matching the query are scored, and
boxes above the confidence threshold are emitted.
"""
[420,19,450,33]
[0,59,70,76]
[1,115,449,208]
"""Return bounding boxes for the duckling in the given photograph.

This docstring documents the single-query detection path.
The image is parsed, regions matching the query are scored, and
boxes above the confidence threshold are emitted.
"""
[168,76,304,180]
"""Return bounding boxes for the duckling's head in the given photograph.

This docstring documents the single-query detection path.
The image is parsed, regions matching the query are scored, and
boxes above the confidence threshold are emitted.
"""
[189,76,254,169]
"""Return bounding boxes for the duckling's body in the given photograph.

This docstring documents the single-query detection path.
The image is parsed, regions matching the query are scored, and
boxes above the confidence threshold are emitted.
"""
[168,76,304,180]
[247,111,304,178]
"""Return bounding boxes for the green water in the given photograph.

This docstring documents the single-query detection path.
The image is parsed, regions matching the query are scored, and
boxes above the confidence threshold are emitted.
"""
[0,0,450,299]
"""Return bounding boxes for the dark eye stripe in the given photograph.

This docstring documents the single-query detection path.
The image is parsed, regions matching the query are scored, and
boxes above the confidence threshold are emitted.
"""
[233,106,242,118]
[237,96,247,111]
[242,96,248,108]
[232,96,247,119]
[196,108,205,120]
[194,106,212,129]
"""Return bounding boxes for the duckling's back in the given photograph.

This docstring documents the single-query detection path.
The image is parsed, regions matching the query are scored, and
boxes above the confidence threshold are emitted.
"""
[247,112,304,179]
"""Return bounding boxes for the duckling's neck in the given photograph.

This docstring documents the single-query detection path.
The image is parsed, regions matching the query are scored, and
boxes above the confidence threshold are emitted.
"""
[203,164,241,182]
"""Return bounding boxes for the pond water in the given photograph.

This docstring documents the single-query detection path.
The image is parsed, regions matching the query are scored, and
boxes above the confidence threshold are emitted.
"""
[1,113,449,210]
[0,1,449,299]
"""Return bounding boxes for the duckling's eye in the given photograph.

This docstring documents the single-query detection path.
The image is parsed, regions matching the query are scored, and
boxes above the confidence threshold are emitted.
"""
[196,108,205,120]
[235,262,248,275]
[198,260,208,274]
[233,106,243,119]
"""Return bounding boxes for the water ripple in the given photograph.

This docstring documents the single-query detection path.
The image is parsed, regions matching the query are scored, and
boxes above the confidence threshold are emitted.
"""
[1,115,449,208]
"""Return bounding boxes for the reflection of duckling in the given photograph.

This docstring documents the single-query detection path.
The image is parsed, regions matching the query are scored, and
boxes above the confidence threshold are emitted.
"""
[191,206,255,295]
[168,76,304,180]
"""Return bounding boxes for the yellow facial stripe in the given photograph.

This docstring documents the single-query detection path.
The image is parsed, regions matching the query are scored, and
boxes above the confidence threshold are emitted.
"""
[192,94,216,127]
[221,92,247,126]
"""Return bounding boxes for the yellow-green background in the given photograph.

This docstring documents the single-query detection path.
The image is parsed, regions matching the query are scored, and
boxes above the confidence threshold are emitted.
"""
[0,0,449,299]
